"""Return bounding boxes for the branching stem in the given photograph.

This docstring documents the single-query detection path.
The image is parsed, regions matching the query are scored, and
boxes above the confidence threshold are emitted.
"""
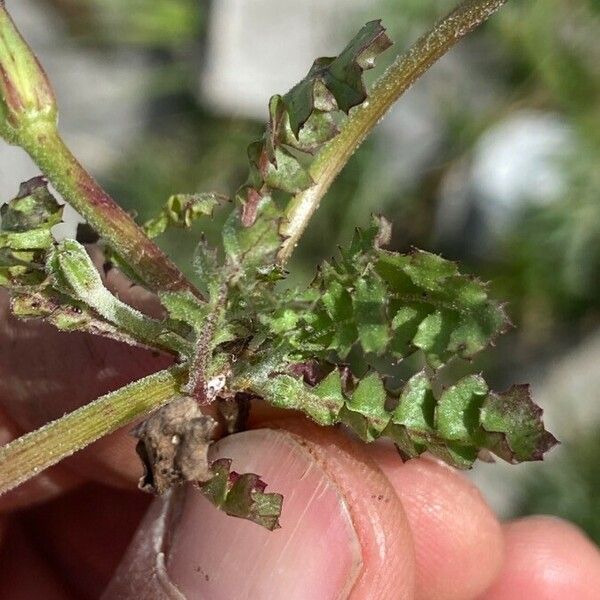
[277,0,508,264]
[0,0,510,497]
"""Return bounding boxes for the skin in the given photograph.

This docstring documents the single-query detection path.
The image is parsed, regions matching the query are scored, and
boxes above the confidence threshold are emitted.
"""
[0,273,599,599]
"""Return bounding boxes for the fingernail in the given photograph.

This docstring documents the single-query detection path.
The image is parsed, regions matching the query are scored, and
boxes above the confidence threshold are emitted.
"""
[167,428,362,600]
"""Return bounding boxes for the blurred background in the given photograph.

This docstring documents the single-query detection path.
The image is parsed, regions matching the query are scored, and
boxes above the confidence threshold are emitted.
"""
[2,0,599,544]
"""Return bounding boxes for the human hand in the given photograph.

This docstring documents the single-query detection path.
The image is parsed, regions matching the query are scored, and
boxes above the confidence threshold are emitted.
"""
[1,284,599,600]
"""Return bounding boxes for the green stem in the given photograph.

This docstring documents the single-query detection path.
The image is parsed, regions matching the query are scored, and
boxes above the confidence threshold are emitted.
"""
[19,121,198,296]
[0,366,187,496]
[277,0,508,264]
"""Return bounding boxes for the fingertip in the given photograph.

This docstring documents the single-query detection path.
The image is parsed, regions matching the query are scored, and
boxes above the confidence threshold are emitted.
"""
[106,423,416,600]
[375,452,504,600]
[482,516,600,600]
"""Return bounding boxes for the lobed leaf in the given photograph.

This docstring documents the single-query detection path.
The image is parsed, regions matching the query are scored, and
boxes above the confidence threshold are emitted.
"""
[283,20,392,136]
[235,361,557,470]
[11,288,149,347]
[159,289,210,331]
[48,239,193,356]
[222,195,283,273]
[143,193,226,239]
[269,217,509,368]
[0,177,62,287]
[199,458,283,530]
[479,384,559,463]
[227,22,391,271]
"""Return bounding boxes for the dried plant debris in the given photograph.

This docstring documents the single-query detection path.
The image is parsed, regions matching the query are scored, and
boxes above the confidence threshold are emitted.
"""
[134,397,217,495]
[134,397,282,529]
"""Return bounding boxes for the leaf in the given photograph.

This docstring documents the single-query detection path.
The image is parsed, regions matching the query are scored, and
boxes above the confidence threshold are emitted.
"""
[247,139,312,195]
[159,290,210,330]
[435,375,489,443]
[245,371,343,426]
[389,371,436,436]
[0,177,62,287]
[1,177,62,232]
[233,358,557,470]
[353,272,390,354]
[222,194,284,273]
[340,373,389,441]
[10,288,151,348]
[199,458,283,530]
[283,20,393,135]
[48,239,193,356]
[273,217,509,368]
[480,385,559,463]
[143,192,226,238]
[226,23,391,273]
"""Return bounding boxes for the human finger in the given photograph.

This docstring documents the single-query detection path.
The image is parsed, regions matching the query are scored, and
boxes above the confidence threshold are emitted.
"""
[104,421,417,600]
[481,516,600,600]
[373,446,504,600]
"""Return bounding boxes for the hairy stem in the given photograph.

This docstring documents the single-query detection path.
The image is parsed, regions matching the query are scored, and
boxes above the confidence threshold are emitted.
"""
[277,0,508,263]
[19,122,198,295]
[0,366,187,496]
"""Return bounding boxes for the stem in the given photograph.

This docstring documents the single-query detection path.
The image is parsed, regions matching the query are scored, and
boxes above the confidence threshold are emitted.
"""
[0,366,187,496]
[277,0,508,264]
[20,121,198,295]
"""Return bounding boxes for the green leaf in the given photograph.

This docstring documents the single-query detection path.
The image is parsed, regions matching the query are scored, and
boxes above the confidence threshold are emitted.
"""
[390,371,436,435]
[340,373,390,441]
[247,140,312,195]
[435,375,489,443]
[0,177,62,287]
[159,290,210,330]
[143,192,226,238]
[279,106,338,155]
[272,217,508,369]
[1,177,62,232]
[225,23,391,274]
[283,20,392,135]
[480,385,559,463]
[353,273,390,354]
[376,249,508,367]
[246,372,342,426]
[199,458,283,530]
[48,239,192,356]
[223,195,283,273]
[233,358,556,470]
[10,288,148,347]
[320,278,357,357]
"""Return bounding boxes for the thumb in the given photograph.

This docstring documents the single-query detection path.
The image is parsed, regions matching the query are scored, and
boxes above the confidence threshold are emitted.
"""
[103,423,416,599]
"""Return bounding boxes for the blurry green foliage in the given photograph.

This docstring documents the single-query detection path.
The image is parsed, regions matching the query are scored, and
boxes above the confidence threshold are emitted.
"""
[490,0,600,323]
[48,0,202,47]
[516,434,600,546]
